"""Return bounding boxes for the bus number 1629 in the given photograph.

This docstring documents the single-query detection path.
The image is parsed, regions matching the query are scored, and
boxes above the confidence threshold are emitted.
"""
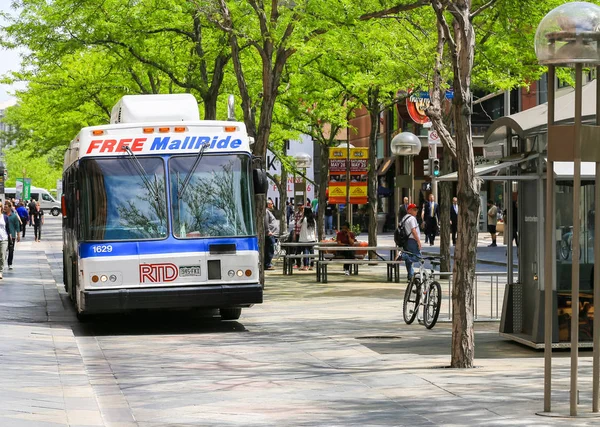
[92,245,113,253]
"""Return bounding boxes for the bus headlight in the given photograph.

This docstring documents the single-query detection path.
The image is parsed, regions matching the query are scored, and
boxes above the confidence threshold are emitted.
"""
[100,275,108,282]
[236,270,243,277]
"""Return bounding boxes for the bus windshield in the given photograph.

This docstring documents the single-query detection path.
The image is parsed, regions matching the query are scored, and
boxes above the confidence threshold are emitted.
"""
[169,154,255,238]
[80,157,168,241]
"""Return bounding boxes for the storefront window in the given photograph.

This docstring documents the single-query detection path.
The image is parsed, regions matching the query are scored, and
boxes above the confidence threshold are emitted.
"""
[555,181,595,342]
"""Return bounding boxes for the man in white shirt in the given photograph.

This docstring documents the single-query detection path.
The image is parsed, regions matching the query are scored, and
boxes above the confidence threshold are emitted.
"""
[401,204,422,281]
[487,199,498,247]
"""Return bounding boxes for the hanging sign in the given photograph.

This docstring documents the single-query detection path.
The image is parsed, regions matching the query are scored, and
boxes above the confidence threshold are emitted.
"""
[328,147,368,204]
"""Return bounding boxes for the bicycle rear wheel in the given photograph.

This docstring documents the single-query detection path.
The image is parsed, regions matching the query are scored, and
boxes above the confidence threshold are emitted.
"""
[423,281,442,329]
[403,277,421,324]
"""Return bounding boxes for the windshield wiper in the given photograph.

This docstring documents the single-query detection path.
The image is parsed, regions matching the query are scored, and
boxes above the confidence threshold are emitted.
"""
[121,145,160,201]
[178,142,210,199]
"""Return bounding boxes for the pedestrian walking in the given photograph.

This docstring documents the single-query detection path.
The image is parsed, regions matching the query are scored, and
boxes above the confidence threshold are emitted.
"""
[324,201,335,235]
[487,200,498,247]
[336,222,356,276]
[0,211,10,279]
[291,202,305,269]
[401,204,422,281]
[32,202,45,242]
[450,197,458,246]
[264,200,278,271]
[27,198,36,226]
[4,203,20,270]
[299,207,317,270]
[286,199,294,225]
[398,197,410,219]
[16,202,29,238]
[421,194,439,246]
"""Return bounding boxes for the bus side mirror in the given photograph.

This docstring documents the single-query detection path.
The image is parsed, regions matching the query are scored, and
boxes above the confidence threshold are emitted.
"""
[61,195,67,218]
[253,169,268,195]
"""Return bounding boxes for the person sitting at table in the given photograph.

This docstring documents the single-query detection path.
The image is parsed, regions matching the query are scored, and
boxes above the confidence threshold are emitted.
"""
[336,221,356,276]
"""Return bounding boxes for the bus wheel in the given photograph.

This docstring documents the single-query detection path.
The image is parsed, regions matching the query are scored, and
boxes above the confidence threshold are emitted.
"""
[219,308,242,320]
[51,207,60,216]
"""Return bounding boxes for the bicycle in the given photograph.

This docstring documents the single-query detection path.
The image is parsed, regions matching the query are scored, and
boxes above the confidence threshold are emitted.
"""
[401,252,442,329]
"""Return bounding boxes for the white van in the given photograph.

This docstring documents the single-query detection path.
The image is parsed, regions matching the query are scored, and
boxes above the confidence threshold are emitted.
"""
[4,186,62,216]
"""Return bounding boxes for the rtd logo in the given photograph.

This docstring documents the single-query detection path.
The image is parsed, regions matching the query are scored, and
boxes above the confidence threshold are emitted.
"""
[139,263,178,283]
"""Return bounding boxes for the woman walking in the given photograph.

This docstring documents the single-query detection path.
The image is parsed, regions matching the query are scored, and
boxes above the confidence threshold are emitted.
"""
[32,202,44,242]
[4,202,20,270]
[298,207,317,271]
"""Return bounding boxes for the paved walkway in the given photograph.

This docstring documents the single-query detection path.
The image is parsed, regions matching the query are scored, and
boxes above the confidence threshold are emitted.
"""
[0,220,104,426]
[4,217,599,426]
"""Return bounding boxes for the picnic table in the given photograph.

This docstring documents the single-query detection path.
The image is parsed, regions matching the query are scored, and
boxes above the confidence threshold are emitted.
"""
[313,243,404,283]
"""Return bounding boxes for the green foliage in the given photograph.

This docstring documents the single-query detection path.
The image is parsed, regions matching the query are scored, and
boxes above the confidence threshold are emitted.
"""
[2,0,596,174]
[4,146,62,190]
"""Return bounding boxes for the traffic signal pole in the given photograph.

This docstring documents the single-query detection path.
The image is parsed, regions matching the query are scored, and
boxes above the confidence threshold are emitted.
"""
[430,142,438,201]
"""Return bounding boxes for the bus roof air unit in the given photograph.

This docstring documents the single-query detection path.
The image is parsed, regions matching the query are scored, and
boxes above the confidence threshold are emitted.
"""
[110,94,200,124]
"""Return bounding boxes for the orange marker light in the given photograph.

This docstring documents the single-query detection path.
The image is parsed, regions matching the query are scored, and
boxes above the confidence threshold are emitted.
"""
[143,127,154,134]
[245,269,252,277]
[92,130,104,136]
[158,127,170,133]
[92,275,99,283]
[224,126,237,132]
[174,127,186,132]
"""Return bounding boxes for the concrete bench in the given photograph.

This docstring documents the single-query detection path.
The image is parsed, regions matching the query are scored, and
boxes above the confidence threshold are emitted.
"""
[316,259,405,283]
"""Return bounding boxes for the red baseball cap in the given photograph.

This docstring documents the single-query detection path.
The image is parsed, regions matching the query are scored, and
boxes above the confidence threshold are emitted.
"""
[407,203,418,210]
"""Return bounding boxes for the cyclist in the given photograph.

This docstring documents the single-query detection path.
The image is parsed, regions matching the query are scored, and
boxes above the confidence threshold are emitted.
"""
[401,203,423,281]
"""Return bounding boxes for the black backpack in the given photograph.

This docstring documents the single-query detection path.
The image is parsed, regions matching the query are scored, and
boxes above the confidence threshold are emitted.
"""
[394,216,411,249]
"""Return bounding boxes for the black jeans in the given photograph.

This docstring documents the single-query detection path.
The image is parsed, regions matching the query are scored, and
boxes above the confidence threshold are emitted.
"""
[34,223,42,241]
[7,238,14,267]
[19,217,27,237]
[337,250,354,272]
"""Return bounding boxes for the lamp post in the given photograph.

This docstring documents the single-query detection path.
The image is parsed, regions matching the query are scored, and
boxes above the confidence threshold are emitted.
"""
[535,1,600,417]
[293,152,312,207]
[391,132,422,228]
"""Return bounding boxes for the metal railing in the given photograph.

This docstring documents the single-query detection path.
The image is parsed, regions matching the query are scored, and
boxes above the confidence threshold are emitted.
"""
[432,271,513,321]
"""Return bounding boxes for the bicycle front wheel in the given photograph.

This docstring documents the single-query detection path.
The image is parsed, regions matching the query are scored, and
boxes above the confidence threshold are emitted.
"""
[403,277,421,325]
[423,281,442,329]
[559,239,570,260]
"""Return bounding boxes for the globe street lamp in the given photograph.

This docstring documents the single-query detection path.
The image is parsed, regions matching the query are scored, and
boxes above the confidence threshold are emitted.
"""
[391,132,422,228]
[535,1,600,417]
[293,152,312,207]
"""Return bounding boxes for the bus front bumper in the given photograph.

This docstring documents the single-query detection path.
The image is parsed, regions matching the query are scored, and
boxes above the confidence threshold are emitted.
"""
[81,283,263,313]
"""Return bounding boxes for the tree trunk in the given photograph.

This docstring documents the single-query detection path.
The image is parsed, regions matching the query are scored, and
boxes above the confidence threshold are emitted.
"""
[450,1,479,369]
[367,91,380,250]
[318,141,329,241]
[439,146,453,273]
[280,144,289,236]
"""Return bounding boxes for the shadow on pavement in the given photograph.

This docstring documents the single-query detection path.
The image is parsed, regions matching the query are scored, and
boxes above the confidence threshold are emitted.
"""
[358,322,593,360]
[71,310,249,337]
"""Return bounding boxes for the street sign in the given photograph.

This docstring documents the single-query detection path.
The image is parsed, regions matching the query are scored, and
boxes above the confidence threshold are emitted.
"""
[428,130,441,145]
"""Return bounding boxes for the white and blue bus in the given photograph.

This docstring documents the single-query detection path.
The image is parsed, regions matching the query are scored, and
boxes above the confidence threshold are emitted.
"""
[62,94,265,321]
